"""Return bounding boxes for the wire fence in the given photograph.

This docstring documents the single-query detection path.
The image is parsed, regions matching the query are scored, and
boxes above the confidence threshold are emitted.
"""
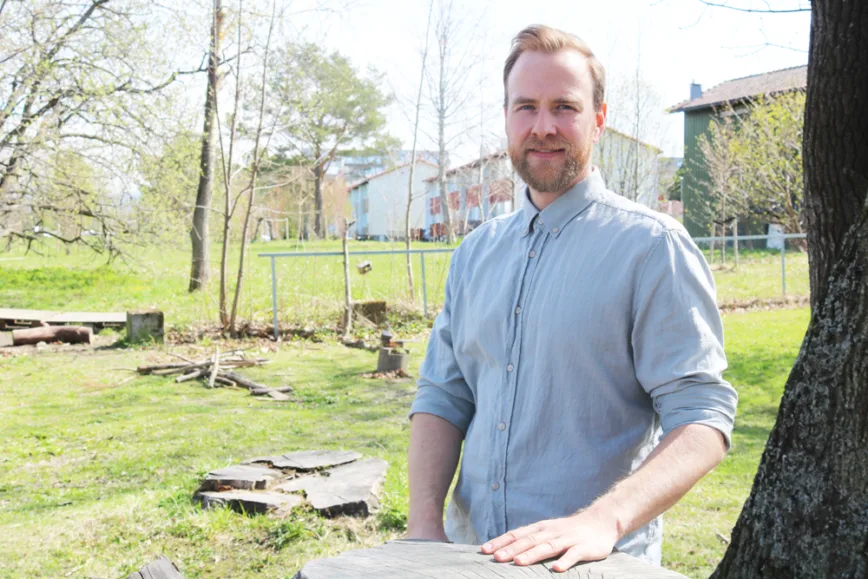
[258,233,810,337]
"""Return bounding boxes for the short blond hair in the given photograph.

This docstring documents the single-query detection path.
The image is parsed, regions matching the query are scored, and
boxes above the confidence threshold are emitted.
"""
[503,25,606,112]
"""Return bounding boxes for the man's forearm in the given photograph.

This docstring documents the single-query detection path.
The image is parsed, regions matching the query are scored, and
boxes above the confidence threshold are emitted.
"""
[482,423,727,571]
[407,412,464,539]
[587,423,727,538]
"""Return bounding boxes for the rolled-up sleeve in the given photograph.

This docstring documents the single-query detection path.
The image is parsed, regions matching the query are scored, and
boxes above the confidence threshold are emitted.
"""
[632,228,738,449]
[409,252,476,434]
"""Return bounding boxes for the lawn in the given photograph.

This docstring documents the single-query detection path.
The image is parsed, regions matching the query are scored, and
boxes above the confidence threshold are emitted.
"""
[0,307,811,578]
[0,239,807,330]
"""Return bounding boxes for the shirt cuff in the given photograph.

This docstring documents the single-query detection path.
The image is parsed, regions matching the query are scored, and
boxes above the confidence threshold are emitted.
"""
[655,387,738,450]
[409,384,475,434]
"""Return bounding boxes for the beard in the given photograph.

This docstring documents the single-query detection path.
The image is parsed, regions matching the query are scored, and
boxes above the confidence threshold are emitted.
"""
[508,135,592,194]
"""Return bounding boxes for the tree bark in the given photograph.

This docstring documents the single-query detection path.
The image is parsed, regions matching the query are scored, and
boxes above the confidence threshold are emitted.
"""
[437,29,454,245]
[189,0,223,292]
[13,326,92,346]
[712,1,868,576]
[802,0,868,312]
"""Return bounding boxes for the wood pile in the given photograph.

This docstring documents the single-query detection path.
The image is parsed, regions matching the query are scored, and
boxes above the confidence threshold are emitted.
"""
[136,350,292,400]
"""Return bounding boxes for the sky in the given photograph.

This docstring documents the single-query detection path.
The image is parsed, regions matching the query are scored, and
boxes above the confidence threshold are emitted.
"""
[289,0,811,163]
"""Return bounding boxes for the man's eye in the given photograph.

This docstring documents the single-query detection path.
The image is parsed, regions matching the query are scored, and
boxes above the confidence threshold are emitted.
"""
[517,105,535,111]
[557,104,576,111]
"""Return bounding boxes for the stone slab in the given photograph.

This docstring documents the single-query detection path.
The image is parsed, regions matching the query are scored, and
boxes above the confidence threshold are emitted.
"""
[195,490,304,514]
[274,458,387,517]
[199,464,283,491]
[245,450,361,471]
[294,540,689,579]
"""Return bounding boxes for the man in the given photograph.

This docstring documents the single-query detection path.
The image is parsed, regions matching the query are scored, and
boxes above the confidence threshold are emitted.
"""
[406,25,738,573]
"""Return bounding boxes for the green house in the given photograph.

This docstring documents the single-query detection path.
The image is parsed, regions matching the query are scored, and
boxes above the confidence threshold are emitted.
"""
[669,65,807,237]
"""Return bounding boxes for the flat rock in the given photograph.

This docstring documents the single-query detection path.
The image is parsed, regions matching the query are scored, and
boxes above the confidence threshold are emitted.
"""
[274,458,388,517]
[199,464,283,491]
[195,490,304,514]
[245,450,361,471]
[126,556,183,579]
[294,540,688,579]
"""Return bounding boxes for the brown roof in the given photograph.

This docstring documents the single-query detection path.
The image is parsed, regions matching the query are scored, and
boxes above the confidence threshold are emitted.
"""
[669,65,807,113]
[423,151,508,183]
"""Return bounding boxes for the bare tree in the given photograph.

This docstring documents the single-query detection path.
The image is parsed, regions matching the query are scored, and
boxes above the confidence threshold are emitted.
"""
[427,0,481,244]
[189,0,225,291]
[404,0,435,302]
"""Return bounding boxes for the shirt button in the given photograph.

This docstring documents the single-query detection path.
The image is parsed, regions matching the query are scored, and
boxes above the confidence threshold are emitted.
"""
[491,482,500,491]
[552,227,559,233]
[528,250,536,258]
[538,218,544,225]
[498,422,506,431]
[507,364,514,372]
[514,306,521,315]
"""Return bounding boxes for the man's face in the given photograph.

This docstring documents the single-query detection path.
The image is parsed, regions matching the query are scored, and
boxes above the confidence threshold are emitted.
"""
[505,50,606,195]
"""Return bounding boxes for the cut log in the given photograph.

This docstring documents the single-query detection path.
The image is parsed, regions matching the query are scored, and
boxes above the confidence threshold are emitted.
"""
[377,347,409,373]
[11,325,92,346]
[198,464,283,491]
[273,458,387,517]
[126,556,184,579]
[294,541,688,579]
[195,490,304,514]
[245,450,361,471]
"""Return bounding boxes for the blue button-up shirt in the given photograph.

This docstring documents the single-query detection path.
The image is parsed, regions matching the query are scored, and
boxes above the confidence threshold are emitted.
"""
[409,170,738,564]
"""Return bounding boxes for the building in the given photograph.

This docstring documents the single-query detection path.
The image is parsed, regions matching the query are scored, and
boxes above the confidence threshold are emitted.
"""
[668,65,808,237]
[347,160,439,240]
[424,130,664,239]
[328,150,439,186]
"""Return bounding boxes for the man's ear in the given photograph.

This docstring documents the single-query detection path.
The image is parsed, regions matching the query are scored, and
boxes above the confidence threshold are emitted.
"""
[593,102,608,143]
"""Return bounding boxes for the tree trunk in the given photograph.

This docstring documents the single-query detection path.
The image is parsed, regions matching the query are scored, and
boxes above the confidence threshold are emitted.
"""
[437,32,454,245]
[314,153,324,239]
[712,1,868,576]
[189,0,223,292]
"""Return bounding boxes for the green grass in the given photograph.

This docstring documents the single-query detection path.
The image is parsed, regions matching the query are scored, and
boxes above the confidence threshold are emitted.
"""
[0,307,810,578]
[0,239,806,329]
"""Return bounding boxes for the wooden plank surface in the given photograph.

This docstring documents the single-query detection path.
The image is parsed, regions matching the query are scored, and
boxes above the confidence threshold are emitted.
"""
[45,311,126,324]
[295,540,688,579]
[0,308,125,325]
[126,556,184,579]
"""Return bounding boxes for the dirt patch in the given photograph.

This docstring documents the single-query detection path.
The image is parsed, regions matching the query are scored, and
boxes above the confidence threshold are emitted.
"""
[719,295,809,314]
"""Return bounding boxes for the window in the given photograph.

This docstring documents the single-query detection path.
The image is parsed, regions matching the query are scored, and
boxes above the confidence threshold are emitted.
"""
[448,191,460,211]
[430,197,441,215]
[466,185,481,208]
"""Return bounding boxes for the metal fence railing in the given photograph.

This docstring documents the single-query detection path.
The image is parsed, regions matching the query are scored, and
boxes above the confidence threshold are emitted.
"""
[692,233,807,297]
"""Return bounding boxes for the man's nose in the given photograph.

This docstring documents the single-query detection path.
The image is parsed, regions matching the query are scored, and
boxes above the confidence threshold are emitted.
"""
[531,108,557,139]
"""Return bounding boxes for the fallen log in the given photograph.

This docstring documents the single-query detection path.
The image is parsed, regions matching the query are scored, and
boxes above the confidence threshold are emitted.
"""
[249,386,294,396]
[220,371,270,391]
[12,325,92,346]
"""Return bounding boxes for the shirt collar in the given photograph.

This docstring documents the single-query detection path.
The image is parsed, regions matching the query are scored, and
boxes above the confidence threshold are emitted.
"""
[520,168,606,238]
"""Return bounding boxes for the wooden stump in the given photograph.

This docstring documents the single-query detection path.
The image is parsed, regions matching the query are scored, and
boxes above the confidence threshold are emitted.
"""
[126,310,164,344]
[11,325,92,346]
[294,541,688,578]
[126,556,183,579]
[377,347,409,373]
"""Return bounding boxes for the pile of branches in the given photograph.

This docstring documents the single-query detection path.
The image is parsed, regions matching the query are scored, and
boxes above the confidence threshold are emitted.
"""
[136,350,293,400]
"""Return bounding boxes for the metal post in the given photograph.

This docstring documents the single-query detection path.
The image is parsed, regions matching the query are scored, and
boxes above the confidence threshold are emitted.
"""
[420,252,428,318]
[781,242,787,296]
[271,256,279,341]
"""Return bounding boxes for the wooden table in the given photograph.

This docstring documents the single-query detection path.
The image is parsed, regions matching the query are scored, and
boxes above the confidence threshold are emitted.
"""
[294,540,687,578]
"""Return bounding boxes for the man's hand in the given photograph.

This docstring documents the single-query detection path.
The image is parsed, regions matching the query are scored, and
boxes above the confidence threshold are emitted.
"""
[480,509,619,573]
